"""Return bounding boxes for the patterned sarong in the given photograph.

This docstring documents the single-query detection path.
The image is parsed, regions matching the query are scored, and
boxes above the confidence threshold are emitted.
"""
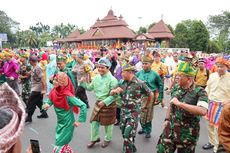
[206,101,223,128]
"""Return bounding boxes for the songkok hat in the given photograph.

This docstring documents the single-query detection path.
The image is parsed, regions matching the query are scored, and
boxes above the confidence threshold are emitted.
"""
[0,83,26,152]
[215,57,229,66]
[142,56,153,63]
[56,54,68,63]
[177,62,196,77]
[122,63,135,71]
[98,57,111,68]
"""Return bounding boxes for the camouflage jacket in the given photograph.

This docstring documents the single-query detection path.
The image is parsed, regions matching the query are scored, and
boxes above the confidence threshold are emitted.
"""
[170,83,208,128]
[118,76,152,119]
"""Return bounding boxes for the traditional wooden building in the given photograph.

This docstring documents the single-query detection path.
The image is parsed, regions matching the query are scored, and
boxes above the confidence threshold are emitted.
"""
[148,20,174,48]
[133,33,155,48]
[76,9,136,48]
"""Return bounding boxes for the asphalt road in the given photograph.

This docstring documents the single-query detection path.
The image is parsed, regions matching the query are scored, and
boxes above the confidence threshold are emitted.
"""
[21,90,214,153]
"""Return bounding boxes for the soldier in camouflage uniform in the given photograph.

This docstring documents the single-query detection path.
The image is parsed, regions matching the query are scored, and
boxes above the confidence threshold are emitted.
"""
[111,63,153,153]
[156,62,208,153]
[19,52,31,109]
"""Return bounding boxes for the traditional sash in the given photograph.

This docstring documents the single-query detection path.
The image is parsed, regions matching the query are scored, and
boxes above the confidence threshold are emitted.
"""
[205,101,223,128]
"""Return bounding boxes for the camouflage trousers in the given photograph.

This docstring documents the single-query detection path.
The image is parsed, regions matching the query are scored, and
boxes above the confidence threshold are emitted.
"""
[156,122,198,153]
[21,81,31,107]
[120,117,138,153]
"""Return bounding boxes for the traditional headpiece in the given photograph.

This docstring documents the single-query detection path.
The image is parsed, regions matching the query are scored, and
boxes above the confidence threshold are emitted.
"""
[2,50,14,58]
[153,51,160,57]
[0,53,4,59]
[57,72,68,87]
[56,54,68,63]
[215,57,229,66]
[177,62,196,77]
[29,53,38,62]
[0,83,26,152]
[142,56,153,63]
[122,63,135,71]
[98,57,111,68]
[19,51,30,59]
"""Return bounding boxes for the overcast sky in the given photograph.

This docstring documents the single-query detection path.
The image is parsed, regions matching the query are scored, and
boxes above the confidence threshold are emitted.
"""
[1,0,229,31]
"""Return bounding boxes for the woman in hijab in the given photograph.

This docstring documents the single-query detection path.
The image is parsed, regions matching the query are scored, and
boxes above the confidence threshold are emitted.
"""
[43,72,87,153]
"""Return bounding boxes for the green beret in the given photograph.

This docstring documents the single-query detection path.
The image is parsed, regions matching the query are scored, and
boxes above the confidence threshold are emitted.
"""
[177,62,196,77]
[142,56,153,63]
[56,54,68,63]
[122,63,135,71]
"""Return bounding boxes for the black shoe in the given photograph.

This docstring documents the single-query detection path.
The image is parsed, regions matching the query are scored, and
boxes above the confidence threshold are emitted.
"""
[37,112,48,118]
[138,130,145,135]
[133,146,137,152]
[25,116,32,123]
[202,142,214,150]
[145,133,151,138]
[87,138,100,148]
[87,104,90,109]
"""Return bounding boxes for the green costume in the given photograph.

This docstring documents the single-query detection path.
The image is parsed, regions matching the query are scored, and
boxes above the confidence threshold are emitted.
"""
[45,96,87,147]
[80,72,118,141]
[118,75,152,153]
[136,69,164,135]
[157,62,208,153]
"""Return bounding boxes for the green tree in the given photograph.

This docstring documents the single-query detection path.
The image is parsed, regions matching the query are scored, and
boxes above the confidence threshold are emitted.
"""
[208,11,230,36]
[207,40,222,53]
[51,23,76,39]
[167,24,174,35]
[188,20,209,51]
[208,11,230,51]
[174,20,210,51]
[0,10,19,45]
[78,27,86,34]
[39,32,53,47]
[174,23,189,48]
[147,22,156,31]
[24,30,38,48]
[30,22,50,36]
[137,26,147,34]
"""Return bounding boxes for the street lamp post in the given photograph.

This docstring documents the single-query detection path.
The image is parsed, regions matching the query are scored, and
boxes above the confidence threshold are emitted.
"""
[138,17,142,28]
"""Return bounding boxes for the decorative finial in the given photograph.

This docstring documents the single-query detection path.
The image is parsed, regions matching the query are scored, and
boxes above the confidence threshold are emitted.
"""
[161,14,163,20]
